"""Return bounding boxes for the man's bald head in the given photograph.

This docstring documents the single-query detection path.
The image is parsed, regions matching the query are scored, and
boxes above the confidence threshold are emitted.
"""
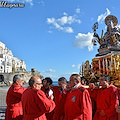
[29,76,41,87]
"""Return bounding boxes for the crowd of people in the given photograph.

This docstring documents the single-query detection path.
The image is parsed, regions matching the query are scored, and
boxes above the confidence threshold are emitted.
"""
[5,74,120,120]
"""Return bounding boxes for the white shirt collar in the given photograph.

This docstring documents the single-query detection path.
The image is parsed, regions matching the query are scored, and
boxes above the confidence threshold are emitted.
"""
[73,83,81,89]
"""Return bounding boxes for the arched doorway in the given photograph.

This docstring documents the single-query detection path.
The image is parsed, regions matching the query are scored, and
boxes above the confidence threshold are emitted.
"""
[0,75,4,82]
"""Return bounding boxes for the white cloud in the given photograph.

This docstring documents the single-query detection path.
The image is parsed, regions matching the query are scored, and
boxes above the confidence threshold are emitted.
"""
[75,19,81,24]
[38,1,45,6]
[47,18,63,31]
[72,72,78,74]
[97,8,111,23]
[63,12,68,16]
[72,64,81,69]
[58,16,68,25]
[73,32,94,51]
[60,73,72,75]
[75,8,80,14]
[43,69,56,73]
[48,31,52,33]
[5,0,15,1]
[45,74,57,78]
[4,0,33,6]
[77,64,80,69]
[64,27,73,33]
[47,12,81,33]
[58,15,81,25]
[47,18,55,24]
[72,65,75,67]
[41,72,58,80]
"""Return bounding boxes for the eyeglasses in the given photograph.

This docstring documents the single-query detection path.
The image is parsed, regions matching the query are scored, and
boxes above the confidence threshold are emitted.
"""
[36,83,42,85]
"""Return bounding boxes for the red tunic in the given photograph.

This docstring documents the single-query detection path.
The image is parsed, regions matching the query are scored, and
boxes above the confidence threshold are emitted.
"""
[53,87,62,105]
[87,88,97,118]
[21,88,55,120]
[93,85,118,120]
[41,86,49,97]
[64,86,92,120]
[116,88,120,120]
[53,86,65,120]
[41,86,54,120]
[53,90,68,120]
[116,88,120,103]
[5,84,26,120]
[116,88,120,109]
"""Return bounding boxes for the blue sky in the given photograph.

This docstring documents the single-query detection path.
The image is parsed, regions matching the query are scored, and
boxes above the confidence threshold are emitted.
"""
[0,0,120,81]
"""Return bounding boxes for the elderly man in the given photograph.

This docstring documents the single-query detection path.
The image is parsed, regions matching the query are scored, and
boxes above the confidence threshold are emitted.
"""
[5,74,26,120]
[53,77,68,120]
[64,74,92,120]
[53,77,67,106]
[21,76,55,120]
[93,75,117,120]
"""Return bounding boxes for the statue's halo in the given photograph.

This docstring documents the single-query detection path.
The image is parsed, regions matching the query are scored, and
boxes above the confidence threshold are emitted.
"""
[105,15,118,26]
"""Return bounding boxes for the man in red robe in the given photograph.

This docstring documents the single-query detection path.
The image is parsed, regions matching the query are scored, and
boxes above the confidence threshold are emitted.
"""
[116,88,120,114]
[64,74,92,120]
[41,77,53,98]
[21,76,55,120]
[53,77,68,120]
[41,77,54,120]
[5,74,27,120]
[53,77,67,105]
[93,75,118,120]
[112,81,120,118]
[87,83,97,119]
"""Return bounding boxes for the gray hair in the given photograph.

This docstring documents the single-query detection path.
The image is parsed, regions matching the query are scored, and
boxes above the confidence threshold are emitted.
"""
[58,77,67,83]
[13,74,23,83]
[29,77,36,87]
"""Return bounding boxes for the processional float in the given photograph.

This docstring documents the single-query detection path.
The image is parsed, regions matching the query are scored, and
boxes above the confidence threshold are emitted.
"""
[80,15,120,86]
[80,15,120,119]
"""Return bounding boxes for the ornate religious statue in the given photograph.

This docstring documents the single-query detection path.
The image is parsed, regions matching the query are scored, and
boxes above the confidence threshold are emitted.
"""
[92,15,120,56]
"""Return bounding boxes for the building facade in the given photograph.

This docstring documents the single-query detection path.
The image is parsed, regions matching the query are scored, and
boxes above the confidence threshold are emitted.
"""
[0,41,26,73]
